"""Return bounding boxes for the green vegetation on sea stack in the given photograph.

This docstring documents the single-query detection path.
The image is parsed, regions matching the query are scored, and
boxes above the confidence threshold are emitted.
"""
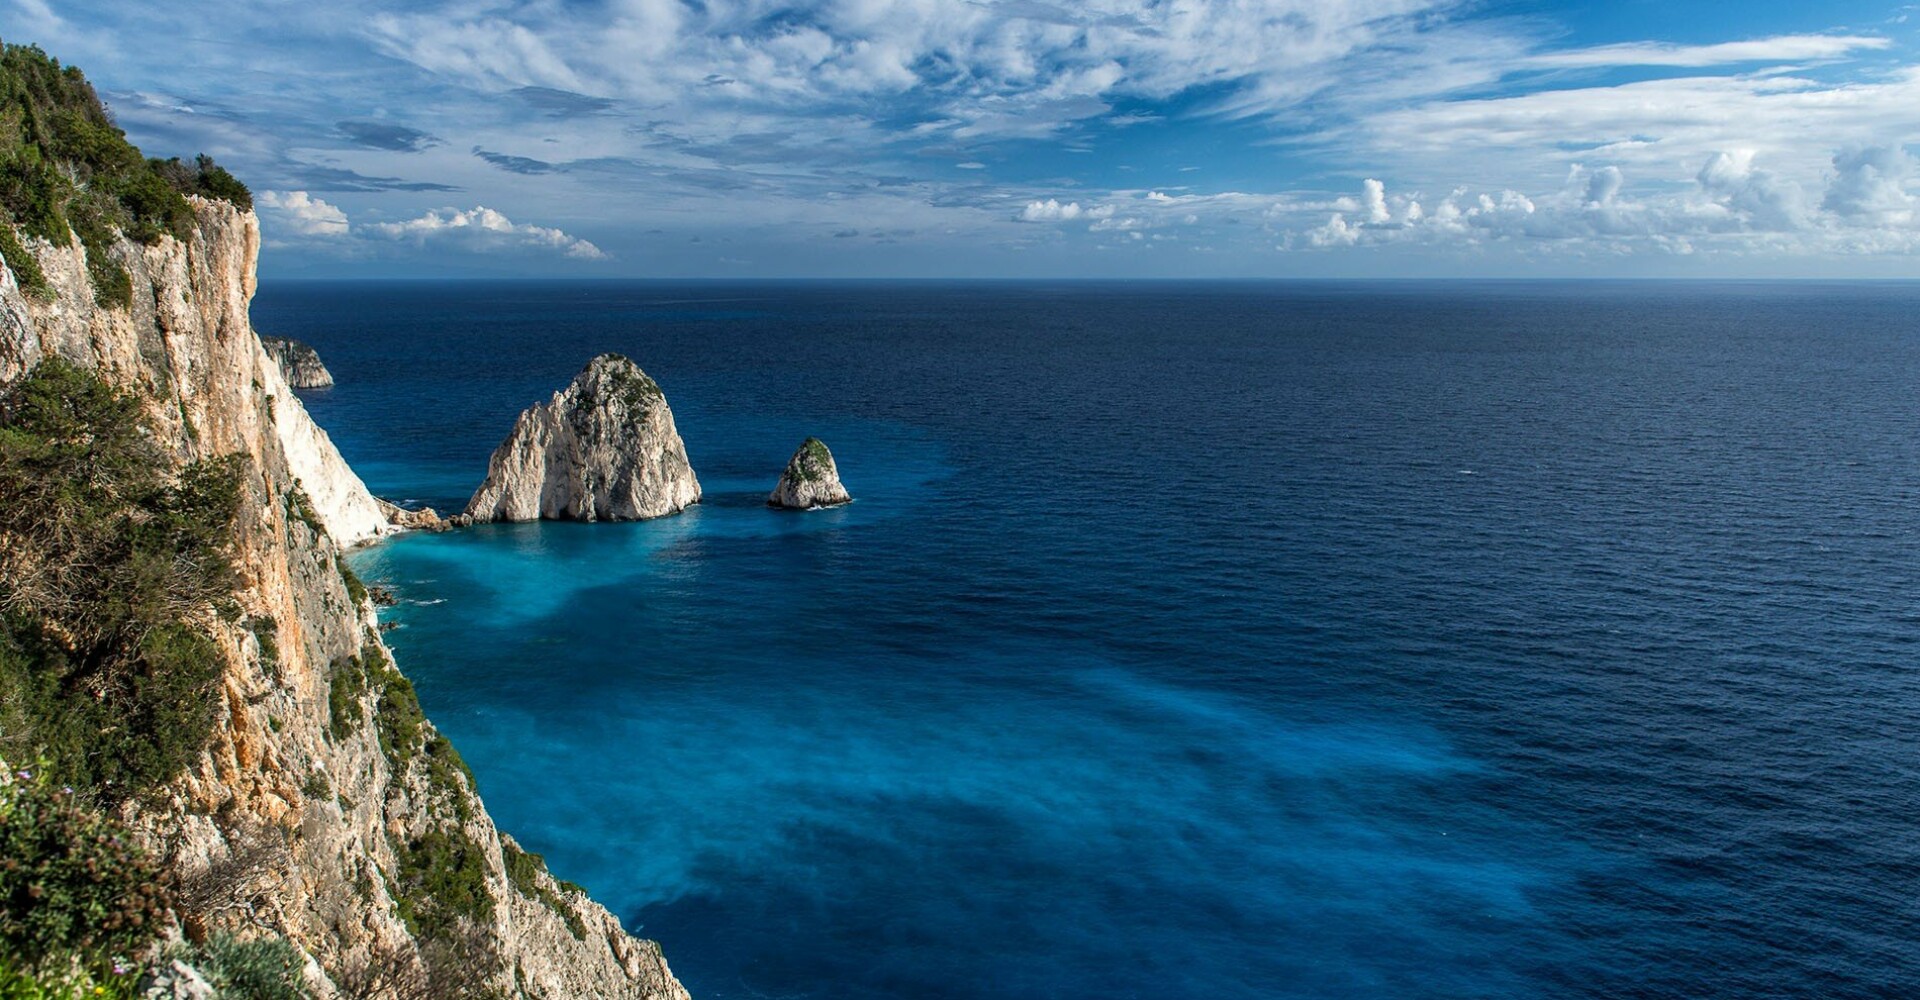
[0,41,250,306]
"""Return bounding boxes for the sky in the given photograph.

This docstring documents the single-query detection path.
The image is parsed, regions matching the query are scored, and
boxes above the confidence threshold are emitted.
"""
[4,0,1920,278]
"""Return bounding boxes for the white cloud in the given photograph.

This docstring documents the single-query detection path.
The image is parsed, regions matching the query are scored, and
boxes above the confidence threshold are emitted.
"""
[363,0,1490,138]
[1524,35,1890,70]
[1361,179,1390,224]
[257,190,350,237]
[1354,68,1920,197]
[1693,151,1806,231]
[365,206,607,259]
[1291,152,1920,255]
[1821,146,1917,227]
[1018,199,1084,222]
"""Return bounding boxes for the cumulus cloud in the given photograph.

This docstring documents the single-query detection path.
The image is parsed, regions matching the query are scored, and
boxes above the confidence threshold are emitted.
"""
[1693,151,1806,231]
[257,190,349,237]
[366,206,607,259]
[1821,146,1916,227]
[1018,199,1084,222]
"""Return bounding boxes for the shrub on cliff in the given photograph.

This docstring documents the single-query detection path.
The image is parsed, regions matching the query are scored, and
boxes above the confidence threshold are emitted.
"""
[0,768,171,982]
[0,358,242,797]
[167,933,310,1000]
[0,42,251,307]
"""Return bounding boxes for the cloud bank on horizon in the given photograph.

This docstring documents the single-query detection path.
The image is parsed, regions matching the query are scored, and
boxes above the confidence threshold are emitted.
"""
[5,0,1919,277]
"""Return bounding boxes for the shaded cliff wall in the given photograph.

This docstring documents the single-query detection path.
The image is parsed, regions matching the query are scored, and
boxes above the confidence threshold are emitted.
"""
[0,200,687,1000]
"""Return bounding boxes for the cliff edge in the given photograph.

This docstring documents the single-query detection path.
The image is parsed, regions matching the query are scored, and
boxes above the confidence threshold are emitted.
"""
[0,200,687,998]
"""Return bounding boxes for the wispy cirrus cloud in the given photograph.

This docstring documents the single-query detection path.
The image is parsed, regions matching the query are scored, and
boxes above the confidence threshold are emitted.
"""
[1522,34,1891,70]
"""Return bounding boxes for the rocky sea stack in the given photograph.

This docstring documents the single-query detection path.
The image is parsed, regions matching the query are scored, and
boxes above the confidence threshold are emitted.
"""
[769,437,852,509]
[465,353,702,522]
[260,335,334,388]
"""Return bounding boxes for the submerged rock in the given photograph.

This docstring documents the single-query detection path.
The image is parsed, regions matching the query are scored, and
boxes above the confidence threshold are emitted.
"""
[260,335,334,388]
[768,437,852,509]
[464,353,701,522]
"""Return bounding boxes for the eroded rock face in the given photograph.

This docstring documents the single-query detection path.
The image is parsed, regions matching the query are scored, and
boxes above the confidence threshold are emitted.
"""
[261,336,334,389]
[0,204,689,1000]
[465,353,701,522]
[768,437,852,509]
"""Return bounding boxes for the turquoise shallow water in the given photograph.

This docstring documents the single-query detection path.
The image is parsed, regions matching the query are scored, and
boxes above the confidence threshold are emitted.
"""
[258,280,1920,999]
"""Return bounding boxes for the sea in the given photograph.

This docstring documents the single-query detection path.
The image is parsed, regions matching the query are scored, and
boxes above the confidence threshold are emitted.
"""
[251,280,1920,1000]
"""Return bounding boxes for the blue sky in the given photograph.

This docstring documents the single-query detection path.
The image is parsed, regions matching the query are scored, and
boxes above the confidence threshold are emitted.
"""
[6,0,1919,277]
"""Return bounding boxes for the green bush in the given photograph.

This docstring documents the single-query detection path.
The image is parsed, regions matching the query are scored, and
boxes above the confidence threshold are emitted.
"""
[390,829,493,943]
[248,617,280,682]
[183,934,309,1000]
[0,222,45,298]
[0,359,241,796]
[502,843,586,941]
[337,558,367,609]
[375,669,423,770]
[327,655,366,740]
[0,769,171,978]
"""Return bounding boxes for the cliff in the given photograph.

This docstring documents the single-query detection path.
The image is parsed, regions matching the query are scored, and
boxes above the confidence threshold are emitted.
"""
[262,335,335,389]
[768,437,852,509]
[0,201,688,998]
[464,353,701,523]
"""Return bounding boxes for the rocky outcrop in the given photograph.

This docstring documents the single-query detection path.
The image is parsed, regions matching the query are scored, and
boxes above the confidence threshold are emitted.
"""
[377,498,458,532]
[261,336,334,389]
[0,202,689,1000]
[465,353,701,522]
[768,437,852,509]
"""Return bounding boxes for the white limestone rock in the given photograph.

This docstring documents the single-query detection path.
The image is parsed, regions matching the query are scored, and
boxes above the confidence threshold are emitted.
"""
[768,437,852,509]
[139,960,217,1000]
[1,202,690,1000]
[464,353,701,522]
[261,336,334,388]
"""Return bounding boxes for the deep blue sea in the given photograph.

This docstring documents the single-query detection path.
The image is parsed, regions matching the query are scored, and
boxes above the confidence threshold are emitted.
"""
[254,281,1920,1000]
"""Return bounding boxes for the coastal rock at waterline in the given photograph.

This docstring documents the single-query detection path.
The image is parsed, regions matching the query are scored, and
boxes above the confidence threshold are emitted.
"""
[260,335,334,388]
[377,497,453,532]
[465,353,702,522]
[769,437,852,509]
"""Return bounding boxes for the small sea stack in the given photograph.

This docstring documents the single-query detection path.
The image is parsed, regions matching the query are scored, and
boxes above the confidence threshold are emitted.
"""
[464,353,702,522]
[768,437,852,509]
[260,335,334,388]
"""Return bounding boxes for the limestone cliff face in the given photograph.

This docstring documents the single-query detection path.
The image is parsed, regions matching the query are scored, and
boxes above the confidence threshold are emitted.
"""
[262,335,335,389]
[0,202,688,1000]
[768,437,852,509]
[465,353,701,522]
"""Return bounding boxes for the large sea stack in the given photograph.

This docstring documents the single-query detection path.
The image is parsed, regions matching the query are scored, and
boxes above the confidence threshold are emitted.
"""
[465,353,702,522]
[768,437,852,509]
[260,335,334,388]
